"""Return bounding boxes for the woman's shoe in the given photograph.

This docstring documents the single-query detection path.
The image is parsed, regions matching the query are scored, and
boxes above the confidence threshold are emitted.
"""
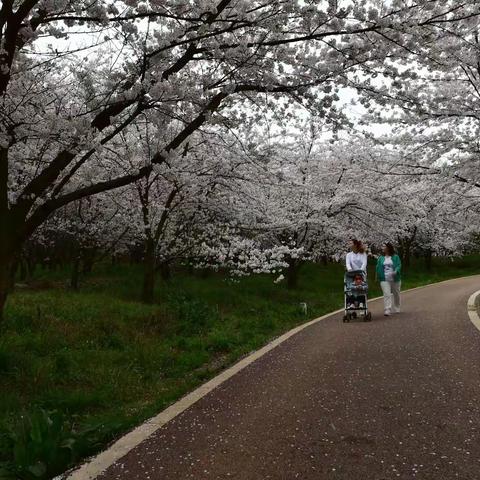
[384,310,391,316]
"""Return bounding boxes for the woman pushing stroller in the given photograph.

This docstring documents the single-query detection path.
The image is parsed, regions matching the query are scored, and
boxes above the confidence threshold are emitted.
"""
[346,239,368,309]
[344,240,370,319]
[346,239,367,273]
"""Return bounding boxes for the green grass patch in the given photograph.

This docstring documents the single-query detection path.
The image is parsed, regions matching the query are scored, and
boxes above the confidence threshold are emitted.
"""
[1,255,479,478]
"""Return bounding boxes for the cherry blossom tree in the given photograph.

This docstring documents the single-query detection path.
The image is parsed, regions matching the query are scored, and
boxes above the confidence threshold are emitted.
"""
[338,139,480,264]
[24,193,130,287]
[196,124,377,287]
[111,122,249,303]
[355,1,480,193]
[2,0,479,320]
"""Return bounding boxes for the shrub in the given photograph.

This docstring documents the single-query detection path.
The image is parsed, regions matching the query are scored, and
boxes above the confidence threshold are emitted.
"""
[169,294,219,336]
[0,410,102,480]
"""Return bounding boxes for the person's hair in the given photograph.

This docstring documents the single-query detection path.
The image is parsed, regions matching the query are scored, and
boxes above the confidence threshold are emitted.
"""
[351,239,365,254]
[384,242,395,256]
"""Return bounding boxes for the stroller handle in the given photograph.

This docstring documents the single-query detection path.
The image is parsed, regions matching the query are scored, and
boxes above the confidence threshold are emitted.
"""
[345,269,366,276]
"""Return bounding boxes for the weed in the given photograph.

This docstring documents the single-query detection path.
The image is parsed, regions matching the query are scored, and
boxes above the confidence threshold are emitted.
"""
[0,410,102,480]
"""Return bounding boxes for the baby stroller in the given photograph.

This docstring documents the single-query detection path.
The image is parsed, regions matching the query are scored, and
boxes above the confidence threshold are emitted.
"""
[343,270,372,323]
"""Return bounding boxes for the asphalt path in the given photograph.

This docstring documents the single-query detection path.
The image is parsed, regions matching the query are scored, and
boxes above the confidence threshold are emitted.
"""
[98,276,480,480]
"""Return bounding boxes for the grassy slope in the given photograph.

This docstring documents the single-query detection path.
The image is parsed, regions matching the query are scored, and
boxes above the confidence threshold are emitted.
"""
[1,256,480,474]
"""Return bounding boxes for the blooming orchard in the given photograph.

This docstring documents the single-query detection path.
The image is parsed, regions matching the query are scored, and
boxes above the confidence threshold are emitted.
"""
[1,1,480,318]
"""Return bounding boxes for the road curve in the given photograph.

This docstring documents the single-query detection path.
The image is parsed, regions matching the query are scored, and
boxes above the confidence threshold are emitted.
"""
[98,275,480,480]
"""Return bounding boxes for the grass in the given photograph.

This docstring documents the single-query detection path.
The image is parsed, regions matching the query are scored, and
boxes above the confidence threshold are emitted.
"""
[1,255,479,478]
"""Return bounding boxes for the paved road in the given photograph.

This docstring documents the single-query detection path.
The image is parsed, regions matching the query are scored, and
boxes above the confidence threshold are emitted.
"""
[98,276,480,480]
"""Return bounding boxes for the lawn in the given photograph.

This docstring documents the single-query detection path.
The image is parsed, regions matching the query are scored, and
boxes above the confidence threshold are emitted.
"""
[1,256,480,479]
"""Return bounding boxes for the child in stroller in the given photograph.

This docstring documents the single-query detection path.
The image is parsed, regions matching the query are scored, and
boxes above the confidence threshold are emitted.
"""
[348,273,366,309]
[343,270,371,322]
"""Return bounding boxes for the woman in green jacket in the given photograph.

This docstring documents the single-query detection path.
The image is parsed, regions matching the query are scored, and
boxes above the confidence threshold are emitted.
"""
[376,243,402,316]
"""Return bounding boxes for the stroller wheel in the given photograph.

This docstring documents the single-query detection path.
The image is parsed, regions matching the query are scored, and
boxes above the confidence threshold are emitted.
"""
[365,312,372,322]
[343,314,350,323]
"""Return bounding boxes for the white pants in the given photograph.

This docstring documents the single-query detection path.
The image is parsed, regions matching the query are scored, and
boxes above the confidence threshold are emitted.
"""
[380,281,401,313]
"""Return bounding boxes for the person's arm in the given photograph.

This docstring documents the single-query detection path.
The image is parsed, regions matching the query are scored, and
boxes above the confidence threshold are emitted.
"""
[346,252,352,271]
[360,253,367,272]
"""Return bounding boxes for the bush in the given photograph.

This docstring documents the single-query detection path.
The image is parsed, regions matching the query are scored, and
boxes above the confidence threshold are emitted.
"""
[169,294,219,336]
[206,329,239,353]
[0,410,102,480]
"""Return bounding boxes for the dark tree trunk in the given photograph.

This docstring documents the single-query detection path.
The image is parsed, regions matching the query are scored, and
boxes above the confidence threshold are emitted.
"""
[399,228,417,270]
[141,239,156,304]
[399,239,412,269]
[159,261,171,282]
[26,257,36,280]
[82,248,96,274]
[0,263,10,325]
[425,249,433,271]
[0,251,18,326]
[286,257,301,290]
[0,144,9,323]
[403,247,411,268]
[70,255,80,290]
[0,212,19,325]
[321,255,328,266]
[18,259,27,282]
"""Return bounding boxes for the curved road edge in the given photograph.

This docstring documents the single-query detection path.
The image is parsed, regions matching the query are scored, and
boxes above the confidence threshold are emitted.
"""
[467,288,480,332]
[63,275,480,480]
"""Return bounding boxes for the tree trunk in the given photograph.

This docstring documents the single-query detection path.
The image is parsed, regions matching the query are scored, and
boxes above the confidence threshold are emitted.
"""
[82,248,96,274]
[0,263,10,325]
[70,255,80,290]
[159,261,171,282]
[425,249,433,271]
[0,144,14,324]
[400,228,417,270]
[0,224,19,326]
[18,259,27,282]
[286,258,301,290]
[142,239,156,304]
[26,257,36,280]
[0,252,17,326]
[399,239,412,269]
